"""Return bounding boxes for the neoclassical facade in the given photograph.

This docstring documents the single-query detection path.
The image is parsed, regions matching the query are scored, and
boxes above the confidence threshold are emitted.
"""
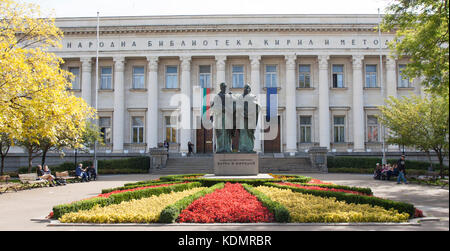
[48,14,424,155]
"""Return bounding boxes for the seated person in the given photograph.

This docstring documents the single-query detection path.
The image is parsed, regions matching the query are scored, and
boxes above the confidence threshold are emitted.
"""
[373,163,382,180]
[36,165,56,186]
[392,164,399,176]
[75,163,89,182]
[87,166,97,181]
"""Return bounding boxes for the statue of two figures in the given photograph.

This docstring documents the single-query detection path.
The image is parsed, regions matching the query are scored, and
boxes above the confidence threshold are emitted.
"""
[210,82,260,153]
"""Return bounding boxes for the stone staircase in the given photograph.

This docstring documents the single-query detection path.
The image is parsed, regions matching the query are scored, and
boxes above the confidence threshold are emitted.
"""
[153,154,322,174]
[153,155,213,174]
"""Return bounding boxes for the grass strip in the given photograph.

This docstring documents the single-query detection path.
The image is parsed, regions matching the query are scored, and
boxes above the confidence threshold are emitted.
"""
[241,183,290,223]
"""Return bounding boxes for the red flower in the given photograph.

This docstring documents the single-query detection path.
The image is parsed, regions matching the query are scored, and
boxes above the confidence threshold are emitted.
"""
[90,182,188,199]
[177,183,274,223]
[279,182,372,197]
[414,208,424,218]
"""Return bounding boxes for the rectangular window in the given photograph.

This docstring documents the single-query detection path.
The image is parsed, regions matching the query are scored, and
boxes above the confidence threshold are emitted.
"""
[265,65,278,88]
[398,64,411,88]
[299,116,312,143]
[298,65,311,88]
[232,65,244,88]
[199,65,212,88]
[68,67,80,90]
[131,116,144,143]
[99,117,112,144]
[333,116,345,143]
[165,116,177,143]
[365,64,377,88]
[367,115,379,142]
[332,65,345,88]
[132,66,145,89]
[165,66,178,89]
[100,67,112,90]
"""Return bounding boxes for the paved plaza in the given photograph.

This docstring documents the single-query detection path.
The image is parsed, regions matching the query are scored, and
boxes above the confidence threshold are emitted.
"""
[0,173,448,231]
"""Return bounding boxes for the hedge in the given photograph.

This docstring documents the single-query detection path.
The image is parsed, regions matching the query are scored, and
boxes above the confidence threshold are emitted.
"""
[158,182,225,223]
[19,156,150,175]
[159,174,312,187]
[327,156,446,171]
[264,182,416,218]
[101,181,185,194]
[291,182,373,196]
[52,181,202,219]
[241,183,290,223]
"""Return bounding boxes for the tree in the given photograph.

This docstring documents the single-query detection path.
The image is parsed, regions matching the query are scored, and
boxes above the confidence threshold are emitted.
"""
[0,0,96,171]
[378,93,449,178]
[0,133,12,176]
[381,0,449,94]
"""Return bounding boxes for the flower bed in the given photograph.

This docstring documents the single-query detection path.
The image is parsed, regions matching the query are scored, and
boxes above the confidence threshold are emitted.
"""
[278,182,372,196]
[59,187,206,223]
[95,182,187,199]
[50,175,422,224]
[255,186,410,223]
[177,183,274,223]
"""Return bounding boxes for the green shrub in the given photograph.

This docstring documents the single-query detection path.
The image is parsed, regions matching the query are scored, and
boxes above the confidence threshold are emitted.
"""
[101,181,185,194]
[52,181,202,219]
[265,182,416,218]
[241,183,290,223]
[158,174,311,187]
[327,156,445,171]
[292,182,373,196]
[19,157,150,175]
[158,183,225,223]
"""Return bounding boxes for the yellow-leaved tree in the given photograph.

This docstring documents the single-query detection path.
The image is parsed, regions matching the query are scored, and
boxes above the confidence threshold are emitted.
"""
[0,0,96,173]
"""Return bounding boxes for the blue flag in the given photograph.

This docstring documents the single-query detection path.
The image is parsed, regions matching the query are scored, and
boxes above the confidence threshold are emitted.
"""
[266,87,278,122]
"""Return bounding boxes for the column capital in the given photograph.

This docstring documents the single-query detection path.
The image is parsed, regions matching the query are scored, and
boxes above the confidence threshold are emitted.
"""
[146,56,159,72]
[180,55,191,71]
[352,55,364,69]
[113,56,125,71]
[215,55,227,71]
[386,56,396,70]
[249,55,261,71]
[317,55,330,70]
[285,55,297,70]
[80,57,92,72]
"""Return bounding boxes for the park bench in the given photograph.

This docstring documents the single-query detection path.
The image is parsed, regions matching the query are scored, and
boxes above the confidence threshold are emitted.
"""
[0,175,10,183]
[18,173,47,184]
[55,171,77,181]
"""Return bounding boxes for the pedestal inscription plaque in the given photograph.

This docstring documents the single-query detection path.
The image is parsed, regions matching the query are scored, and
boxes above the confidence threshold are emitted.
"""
[214,153,259,176]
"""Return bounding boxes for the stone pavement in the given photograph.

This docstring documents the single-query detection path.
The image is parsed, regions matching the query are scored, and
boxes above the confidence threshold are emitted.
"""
[0,173,447,231]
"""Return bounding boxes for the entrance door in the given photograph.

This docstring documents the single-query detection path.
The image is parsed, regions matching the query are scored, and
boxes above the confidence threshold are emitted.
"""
[264,116,281,153]
[196,124,213,153]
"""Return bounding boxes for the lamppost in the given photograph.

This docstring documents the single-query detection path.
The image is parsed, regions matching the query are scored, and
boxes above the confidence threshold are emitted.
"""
[378,8,387,165]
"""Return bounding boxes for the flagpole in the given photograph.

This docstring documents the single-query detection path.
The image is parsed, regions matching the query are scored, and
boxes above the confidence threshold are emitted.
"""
[378,8,386,165]
[94,11,100,174]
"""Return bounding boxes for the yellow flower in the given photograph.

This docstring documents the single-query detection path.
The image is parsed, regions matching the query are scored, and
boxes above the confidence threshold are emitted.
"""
[255,186,409,223]
[60,187,205,223]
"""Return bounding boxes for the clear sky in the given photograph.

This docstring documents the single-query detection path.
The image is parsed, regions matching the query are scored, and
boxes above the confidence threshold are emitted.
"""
[22,0,391,18]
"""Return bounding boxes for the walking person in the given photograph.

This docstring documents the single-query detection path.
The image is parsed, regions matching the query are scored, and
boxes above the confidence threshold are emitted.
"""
[397,155,408,184]
[188,141,194,157]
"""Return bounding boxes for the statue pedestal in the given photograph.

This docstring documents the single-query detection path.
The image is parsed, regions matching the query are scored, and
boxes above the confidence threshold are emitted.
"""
[214,153,259,176]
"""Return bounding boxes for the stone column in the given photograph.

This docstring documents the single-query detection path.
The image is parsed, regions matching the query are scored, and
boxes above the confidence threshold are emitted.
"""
[80,57,92,105]
[386,57,397,98]
[249,55,262,153]
[180,55,192,154]
[352,55,365,152]
[318,55,330,150]
[285,54,297,155]
[113,56,125,153]
[147,56,159,150]
[215,55,227,90]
